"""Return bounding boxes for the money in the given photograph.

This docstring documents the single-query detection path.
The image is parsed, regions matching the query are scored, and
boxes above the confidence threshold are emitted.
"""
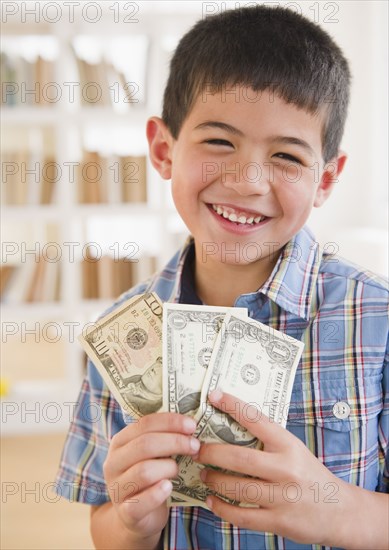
[163,303,247,505]
[170,312,304,506]
[79,293,304,509]
[163,303,247,416]
[199,312,304,427]
[79,292,163,419]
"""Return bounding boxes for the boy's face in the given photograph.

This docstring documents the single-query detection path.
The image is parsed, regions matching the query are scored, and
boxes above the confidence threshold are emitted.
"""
[148,86,345,271]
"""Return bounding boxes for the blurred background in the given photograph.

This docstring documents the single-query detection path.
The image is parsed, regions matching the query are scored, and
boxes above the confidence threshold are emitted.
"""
[1,1,387,548]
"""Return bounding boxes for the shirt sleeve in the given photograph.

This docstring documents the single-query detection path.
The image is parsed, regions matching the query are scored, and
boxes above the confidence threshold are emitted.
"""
[377,334,389,493]
[54,359,129,504]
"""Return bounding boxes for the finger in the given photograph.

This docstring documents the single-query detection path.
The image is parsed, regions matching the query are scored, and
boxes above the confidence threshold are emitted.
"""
[118,432,200,471]
[206,494,276,533]
[197,442,282,480]
[113,458,178,503]
[202,468,280,507]
[121,479,172,524]
[202,468,262,505]
[111,413,197,449]
[208,390,290,450]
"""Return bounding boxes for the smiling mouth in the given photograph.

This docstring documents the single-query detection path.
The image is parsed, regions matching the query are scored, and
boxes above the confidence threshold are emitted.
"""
[210,204,268,225]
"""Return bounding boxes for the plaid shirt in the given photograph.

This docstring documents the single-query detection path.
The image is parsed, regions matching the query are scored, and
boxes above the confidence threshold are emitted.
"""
[55,226,388,550]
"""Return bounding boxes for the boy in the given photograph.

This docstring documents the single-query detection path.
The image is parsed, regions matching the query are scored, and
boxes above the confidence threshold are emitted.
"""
[55,5,388,549]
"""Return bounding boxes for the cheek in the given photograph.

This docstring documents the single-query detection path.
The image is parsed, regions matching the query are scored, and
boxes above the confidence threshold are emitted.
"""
[275,175,316,212]
[172,153,206,192]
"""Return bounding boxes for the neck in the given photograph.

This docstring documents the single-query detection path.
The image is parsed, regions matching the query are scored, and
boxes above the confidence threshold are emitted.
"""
[193,245,280,307]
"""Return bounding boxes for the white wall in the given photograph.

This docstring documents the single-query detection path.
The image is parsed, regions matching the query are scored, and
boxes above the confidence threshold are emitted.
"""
[307,0,388,275]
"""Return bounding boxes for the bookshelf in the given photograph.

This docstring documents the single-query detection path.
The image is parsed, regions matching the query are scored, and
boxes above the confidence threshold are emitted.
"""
[1,3,198,435]
[1,2,387,435]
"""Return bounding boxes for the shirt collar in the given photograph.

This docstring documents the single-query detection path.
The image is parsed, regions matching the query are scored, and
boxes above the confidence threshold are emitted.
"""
[146,235,195,303]
[147,226,321,320]
[258,226,322,320]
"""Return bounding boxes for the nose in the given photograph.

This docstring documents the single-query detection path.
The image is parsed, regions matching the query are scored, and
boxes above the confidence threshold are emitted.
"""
[221,160,271,196]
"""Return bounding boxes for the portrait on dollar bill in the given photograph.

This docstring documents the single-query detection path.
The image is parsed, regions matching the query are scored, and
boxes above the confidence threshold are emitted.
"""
[125,356,163,416]
[206,409,257,446]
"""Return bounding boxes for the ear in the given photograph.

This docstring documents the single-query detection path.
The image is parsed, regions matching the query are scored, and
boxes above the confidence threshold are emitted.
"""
[313,151,347,207]
[146,116,174,180]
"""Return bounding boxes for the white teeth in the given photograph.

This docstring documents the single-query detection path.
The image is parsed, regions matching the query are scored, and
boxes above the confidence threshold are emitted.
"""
[212,204,265,225]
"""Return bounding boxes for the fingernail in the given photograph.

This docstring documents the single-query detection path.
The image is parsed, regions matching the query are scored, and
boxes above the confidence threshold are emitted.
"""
[161,480,172,494]
[206,496,213,510]
[209,388,223,403]
[200,469,207,482]
[183,416,197,433]
[190,437,200,452]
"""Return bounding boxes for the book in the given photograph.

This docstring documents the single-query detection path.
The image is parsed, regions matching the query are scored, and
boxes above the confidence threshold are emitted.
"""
[97,255,114,300]
[78,151,102,204]
[82,246,99,299]
[41,260,60,302]
[121,155,147,202]
[83,255,143,299]
[25,255,46,302]
[0,265,17,298]
[2,259,37,303]
[35,55,54,105]
[40,155,57,204]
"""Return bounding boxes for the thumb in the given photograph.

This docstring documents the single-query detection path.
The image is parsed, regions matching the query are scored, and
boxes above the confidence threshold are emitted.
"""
[208,389,290,450]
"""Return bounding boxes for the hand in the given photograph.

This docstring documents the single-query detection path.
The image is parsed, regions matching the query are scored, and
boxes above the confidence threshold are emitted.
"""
[103,412,200,542]
[196,390,354,547]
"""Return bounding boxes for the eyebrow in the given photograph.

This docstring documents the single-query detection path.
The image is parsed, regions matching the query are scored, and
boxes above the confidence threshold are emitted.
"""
[194,121,244,136]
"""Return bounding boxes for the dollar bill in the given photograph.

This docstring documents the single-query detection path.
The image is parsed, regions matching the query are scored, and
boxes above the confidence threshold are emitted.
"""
[171,312,304,507]
[79,292,163,419]
[78,294,303,509]
[199,312,305,427]
[163,303,247,417]
[163,303,247,505]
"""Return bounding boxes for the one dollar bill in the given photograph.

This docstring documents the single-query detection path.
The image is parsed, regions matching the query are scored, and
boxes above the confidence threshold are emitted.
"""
[163,303,247,506]
[198,312,305,427]
[163,303,247,416]
[171,312,304,507]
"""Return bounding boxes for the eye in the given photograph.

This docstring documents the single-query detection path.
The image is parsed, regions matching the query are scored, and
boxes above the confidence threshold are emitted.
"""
[204,139,233,147]
[274,152,302,164]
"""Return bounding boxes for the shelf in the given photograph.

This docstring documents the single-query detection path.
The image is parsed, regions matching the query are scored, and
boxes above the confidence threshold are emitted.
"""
[72,203,164,217]
[0,299,137,320]
[1,302,69,319]
[1,106,151,126]
[0,7,191,435]
[0,380,82,436]
[1,204,178,221]
[1,205,64,220]
[1,107,61,125]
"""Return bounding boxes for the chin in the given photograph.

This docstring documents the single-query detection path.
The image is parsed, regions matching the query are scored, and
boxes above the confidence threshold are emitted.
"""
[200,239,271,266]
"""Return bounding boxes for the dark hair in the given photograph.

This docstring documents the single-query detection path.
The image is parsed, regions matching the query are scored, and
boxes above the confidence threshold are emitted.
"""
[162,6,351,163]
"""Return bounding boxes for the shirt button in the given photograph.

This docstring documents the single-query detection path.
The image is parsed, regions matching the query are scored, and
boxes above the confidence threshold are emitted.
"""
[332,401,351,420]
